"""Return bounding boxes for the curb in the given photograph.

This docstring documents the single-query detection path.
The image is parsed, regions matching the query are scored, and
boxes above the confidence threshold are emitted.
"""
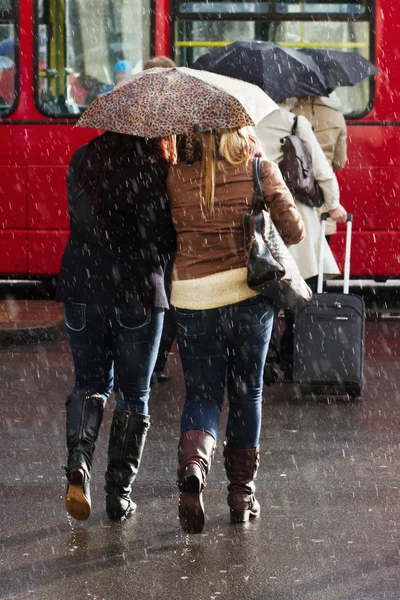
[0,320,66,345]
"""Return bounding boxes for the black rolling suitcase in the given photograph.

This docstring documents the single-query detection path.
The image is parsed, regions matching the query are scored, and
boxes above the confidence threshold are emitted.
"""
[293,213,365,398]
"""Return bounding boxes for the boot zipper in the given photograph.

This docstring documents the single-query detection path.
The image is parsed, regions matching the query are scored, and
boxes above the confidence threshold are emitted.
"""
[77,392,88,456]
[114,412,130,489]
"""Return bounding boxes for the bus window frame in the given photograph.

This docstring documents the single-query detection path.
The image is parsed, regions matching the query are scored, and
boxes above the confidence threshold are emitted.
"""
[172,0,375,120]
[172,1,374,20]
[0,0,15,20]
[0,0,19,118]
[33,0,75,119]
[33,0,157,119]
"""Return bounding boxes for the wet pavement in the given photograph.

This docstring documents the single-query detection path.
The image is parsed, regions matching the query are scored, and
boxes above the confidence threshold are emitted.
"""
[0,299,64,344]
[1,307,400,599]
[0,283,63,344]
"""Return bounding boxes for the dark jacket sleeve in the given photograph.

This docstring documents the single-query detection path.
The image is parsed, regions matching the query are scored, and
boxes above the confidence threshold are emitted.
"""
[134,165,176,259]
[260,160,305,246]
[145,193,177,258]
[66,147,85,208]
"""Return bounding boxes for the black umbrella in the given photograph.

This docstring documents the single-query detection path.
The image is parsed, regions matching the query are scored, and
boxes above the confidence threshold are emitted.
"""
[192,41,328,101]
[299,49,379,88]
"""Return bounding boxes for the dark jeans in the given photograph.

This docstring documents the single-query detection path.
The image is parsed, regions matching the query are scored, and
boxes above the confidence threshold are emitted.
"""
[65,303,164,415]
[176,296,274,449]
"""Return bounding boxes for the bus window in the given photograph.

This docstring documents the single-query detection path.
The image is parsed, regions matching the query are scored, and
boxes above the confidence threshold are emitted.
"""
[174,0,373,118]
[276,1,368,13]
[272,21,371,116]
[178,2,269,13]
[178,1,369,14]
[35,0,152,117]
[0,0,17,115]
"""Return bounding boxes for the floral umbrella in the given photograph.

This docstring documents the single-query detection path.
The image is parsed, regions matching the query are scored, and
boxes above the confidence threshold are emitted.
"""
[76,66,278,137]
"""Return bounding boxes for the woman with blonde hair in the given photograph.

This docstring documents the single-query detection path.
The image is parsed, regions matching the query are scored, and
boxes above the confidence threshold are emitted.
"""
[167,128,305,534]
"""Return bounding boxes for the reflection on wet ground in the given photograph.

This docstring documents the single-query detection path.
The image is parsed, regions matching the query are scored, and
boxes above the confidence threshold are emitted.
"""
[1,305,400,599]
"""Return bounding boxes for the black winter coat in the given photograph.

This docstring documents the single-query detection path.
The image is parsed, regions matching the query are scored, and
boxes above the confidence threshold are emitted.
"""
[56,145,176,308]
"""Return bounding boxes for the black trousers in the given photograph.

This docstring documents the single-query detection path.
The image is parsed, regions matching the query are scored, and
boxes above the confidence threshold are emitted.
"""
[154,256,177,373]
[154,306,177,372]
[266,275,319,373]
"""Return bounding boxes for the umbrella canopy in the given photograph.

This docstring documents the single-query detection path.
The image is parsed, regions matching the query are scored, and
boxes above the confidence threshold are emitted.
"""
[192,41,328,101]
[0,38,13,57]
[299,49,379,88]
[76,66,278,137]
[0,56,13,70]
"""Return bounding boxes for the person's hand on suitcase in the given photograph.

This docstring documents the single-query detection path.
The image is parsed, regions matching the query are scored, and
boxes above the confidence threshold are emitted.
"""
[329,204,347,223]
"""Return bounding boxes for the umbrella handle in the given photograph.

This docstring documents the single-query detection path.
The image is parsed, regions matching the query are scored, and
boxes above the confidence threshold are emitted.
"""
[185,134,195,164]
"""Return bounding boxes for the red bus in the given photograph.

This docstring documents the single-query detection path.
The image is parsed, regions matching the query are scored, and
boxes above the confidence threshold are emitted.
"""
[0,1,399,279]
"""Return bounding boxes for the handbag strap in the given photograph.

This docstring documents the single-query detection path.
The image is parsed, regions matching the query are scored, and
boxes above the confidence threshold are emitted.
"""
[291,115,298,136]
[252,157,265,215]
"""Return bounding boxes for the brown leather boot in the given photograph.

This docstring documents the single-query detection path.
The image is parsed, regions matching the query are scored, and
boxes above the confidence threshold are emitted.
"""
[223,446,261,523]
[177,430,216,534]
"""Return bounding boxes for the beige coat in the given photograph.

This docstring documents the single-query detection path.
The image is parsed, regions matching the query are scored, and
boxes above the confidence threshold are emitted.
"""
[254,108,340,280]
[292,97,347,236]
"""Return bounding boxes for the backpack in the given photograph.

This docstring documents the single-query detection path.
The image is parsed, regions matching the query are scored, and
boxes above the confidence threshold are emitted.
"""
[278,117,324,209]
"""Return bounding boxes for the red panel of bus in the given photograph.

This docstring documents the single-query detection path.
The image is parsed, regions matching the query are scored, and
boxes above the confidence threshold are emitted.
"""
[0,0,399,280]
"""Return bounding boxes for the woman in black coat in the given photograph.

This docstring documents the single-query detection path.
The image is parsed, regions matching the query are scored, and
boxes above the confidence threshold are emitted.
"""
[57,132,176,521]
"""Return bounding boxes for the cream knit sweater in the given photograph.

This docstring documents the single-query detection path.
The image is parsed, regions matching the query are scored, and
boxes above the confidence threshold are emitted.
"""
[171,267,258,310]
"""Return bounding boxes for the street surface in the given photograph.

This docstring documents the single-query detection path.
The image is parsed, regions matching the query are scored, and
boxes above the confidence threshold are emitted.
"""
[0,301,399,599]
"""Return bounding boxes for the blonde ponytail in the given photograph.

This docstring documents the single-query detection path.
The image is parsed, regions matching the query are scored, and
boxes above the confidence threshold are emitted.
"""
[200,132,217,217]
[197,128,255,219]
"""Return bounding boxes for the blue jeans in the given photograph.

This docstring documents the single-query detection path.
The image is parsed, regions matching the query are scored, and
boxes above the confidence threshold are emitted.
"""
[176,295,274,449]
[65,303,164,415]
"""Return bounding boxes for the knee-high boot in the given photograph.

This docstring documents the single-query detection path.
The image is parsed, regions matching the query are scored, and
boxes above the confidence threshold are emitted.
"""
[104,410,150,519]
[65,390,105,520]
[177,430,216,534]
[223,446,261,523]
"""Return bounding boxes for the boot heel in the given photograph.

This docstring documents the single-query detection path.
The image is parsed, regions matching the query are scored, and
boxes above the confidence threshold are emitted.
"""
[179,492,205,534]
[181,464,202,493]
[230,508,250,523]
[65,469,91,521]
[68,468,84,486]
[179,465,204,533]
[177,431,216,535]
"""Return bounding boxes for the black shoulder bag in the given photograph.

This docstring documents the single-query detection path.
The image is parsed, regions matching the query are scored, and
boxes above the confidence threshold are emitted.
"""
[244,158,312,309]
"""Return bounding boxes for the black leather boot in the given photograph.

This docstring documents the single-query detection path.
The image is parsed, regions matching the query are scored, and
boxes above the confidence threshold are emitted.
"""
[105,410,150,519]
[65,390,105,521]
[177,430,216,534]
[223,446,261,524]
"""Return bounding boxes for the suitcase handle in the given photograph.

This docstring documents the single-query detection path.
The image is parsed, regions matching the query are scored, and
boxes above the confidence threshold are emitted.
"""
[321,212,353,222]
[318,212,353,294]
